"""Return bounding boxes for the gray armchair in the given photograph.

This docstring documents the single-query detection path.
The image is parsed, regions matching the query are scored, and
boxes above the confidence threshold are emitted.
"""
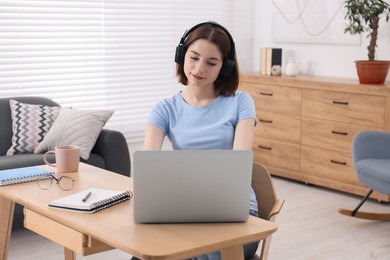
[338,130,390,221]
[0,96,131,229]
[0,96,130,176]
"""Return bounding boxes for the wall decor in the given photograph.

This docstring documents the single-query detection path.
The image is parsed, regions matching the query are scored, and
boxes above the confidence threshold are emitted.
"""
[272,0,361,45]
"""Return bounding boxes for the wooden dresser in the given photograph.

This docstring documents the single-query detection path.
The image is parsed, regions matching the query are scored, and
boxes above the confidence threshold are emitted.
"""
[240,73,390,201]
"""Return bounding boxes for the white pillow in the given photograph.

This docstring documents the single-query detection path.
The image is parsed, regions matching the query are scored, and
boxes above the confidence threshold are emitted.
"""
[35,108,113,160]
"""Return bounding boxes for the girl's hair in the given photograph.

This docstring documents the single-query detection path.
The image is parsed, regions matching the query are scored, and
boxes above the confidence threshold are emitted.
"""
[176,23,239,96]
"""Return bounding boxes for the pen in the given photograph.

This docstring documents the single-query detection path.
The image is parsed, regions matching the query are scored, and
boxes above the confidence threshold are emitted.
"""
[82,191,92,203]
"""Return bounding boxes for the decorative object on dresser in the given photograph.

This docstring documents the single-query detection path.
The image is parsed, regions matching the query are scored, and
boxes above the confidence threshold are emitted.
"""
[285,57,298,77]
[338,130,390,221]
[344,0,390,84]
[260,48,282,76]
[271,65,282,76]
[239,73,390,202]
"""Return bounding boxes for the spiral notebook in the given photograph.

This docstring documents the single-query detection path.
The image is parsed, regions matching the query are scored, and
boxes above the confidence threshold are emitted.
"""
[49,188,133,213]
[0,166,53,186]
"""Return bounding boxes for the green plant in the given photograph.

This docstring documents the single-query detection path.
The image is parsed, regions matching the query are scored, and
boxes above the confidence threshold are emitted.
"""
[344,0,390,61]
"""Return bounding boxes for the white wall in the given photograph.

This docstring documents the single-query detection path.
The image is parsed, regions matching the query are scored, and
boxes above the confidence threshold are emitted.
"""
[249,1,390,80]
[232,0,255,72]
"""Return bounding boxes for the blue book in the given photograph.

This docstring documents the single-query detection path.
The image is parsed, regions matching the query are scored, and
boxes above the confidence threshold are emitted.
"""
[0,166,53,186]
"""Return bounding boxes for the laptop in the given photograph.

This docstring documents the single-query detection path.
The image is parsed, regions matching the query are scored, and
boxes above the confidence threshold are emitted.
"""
[133,150,253,223]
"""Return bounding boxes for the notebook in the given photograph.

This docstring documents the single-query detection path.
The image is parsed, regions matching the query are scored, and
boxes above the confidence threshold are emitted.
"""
[49,188,133,213]
[133,150,253,223]
[0,166,53,186]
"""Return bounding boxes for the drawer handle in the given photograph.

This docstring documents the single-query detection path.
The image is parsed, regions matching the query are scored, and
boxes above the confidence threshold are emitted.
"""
[259,92,273,96]
[258,145,272,151]
[332,100,349,105]
[331,130,348,136]
[330,159,347,165]
[259,119,273,124]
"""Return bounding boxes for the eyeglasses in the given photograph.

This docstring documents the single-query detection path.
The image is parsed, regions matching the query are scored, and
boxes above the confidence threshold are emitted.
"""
[37,175,75,191]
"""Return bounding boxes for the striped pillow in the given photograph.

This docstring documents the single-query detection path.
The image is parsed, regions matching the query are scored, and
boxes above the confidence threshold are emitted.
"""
[6,100,61,155]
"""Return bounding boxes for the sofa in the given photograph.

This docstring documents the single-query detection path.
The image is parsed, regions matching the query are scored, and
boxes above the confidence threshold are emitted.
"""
[0,96,131,229]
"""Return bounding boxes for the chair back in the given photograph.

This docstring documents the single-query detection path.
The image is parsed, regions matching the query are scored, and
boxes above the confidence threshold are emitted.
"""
[251,162,284,260]
[252,163,283,221]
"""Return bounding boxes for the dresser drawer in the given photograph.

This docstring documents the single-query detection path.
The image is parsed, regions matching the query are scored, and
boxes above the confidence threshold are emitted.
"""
[301,146,360,185]
[242,83,301,115]
[301,118,383,153]
[255,111,301,144]
[302,89,385,127]
[253,137,300,172]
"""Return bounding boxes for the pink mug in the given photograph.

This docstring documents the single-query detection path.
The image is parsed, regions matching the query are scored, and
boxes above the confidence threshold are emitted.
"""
[43,145,80,173]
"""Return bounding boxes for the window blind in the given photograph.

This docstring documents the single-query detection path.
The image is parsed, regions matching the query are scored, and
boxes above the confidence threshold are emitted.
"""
[0,0,236,144]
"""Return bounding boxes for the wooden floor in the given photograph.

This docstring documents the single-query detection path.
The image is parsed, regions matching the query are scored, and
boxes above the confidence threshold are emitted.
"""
[8,176,390,260]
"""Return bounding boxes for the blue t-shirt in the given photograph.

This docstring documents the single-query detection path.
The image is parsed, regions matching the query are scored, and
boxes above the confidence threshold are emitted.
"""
[147,91,255,150]
[146,91,258,215]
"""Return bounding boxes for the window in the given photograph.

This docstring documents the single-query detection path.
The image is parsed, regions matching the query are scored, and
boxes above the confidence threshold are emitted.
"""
[0,0,237,144]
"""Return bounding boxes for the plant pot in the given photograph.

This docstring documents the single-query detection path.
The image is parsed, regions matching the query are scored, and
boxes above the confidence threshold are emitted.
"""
[355,60,390,85]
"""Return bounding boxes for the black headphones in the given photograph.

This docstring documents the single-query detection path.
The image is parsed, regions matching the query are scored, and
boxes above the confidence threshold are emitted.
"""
[174,22,236,77]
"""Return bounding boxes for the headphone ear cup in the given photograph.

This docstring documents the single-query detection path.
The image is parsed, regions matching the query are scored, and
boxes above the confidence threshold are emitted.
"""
[175,45,186,65]
[219,59,235,77]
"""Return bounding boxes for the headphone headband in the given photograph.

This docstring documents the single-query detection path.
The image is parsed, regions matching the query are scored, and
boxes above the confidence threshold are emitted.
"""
[174,22,236,77]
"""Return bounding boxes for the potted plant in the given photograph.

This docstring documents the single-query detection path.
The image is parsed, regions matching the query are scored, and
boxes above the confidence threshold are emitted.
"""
[344,0,390,84]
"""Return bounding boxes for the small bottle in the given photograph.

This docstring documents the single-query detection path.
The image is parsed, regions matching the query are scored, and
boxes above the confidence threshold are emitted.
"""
[285,57,297,76]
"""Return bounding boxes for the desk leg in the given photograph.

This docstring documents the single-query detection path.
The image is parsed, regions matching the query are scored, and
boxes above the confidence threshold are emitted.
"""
[220,244,244,260]
[0,197,15,260]
[64,247,76,260]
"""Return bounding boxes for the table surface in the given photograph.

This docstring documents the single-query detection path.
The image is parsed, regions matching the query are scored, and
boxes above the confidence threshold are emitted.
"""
[0,163,277,259]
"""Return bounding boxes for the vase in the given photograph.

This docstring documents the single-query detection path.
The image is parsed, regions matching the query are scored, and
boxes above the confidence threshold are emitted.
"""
[285,57,298,76]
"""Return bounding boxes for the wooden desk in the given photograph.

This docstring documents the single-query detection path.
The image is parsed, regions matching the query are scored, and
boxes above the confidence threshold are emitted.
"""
[0,163,277,260]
